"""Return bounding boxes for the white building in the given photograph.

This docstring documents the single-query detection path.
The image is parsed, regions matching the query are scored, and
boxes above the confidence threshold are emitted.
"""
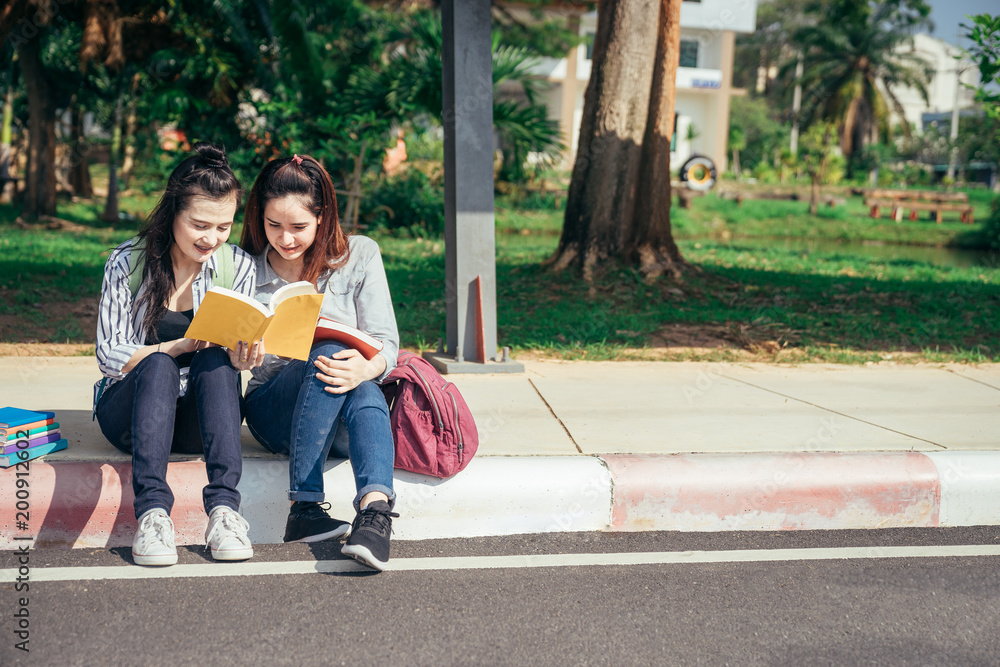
[521,0,759,173]
[889,33,979,134]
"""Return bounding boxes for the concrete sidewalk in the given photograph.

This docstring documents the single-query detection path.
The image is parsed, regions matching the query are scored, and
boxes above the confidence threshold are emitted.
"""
[1,357,999,549]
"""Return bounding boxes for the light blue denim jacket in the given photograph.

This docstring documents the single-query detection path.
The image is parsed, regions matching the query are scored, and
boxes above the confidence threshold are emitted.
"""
[245,235,400,394]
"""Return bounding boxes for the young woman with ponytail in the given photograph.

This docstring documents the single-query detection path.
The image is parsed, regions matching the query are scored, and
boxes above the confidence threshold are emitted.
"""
[240,154,400,571]
[94,143,264,566]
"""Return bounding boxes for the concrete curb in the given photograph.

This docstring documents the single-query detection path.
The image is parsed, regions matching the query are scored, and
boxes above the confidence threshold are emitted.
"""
[2,452,999,549]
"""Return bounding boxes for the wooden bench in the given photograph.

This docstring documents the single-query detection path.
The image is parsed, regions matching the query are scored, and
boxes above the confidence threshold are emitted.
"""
[865,188,968,203]
[863,189,974,224]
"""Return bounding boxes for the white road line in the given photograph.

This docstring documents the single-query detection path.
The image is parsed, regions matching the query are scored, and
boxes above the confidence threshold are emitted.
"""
[4,544,1000,583]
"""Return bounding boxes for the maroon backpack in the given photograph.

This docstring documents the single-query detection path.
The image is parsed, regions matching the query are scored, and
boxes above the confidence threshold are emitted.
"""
[380,351,479,478]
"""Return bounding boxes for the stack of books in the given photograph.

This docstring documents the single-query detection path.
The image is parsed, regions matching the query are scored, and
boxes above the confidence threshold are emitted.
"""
[0,407,67,467]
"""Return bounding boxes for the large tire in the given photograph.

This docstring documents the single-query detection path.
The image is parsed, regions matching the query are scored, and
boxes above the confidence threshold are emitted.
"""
[679,155,716,191]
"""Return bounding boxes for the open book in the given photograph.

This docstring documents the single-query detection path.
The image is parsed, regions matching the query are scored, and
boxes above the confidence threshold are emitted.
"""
[185,282,324,361]
[313,317,384,361]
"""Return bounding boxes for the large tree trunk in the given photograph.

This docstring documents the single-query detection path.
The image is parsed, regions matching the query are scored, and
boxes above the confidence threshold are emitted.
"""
[120,72,140,189]
[840,96,860,159]
[19,34,57,221]
[0,0,31,43]
[102,93,123,222]
[629,0,685,280]
[552,0,659,280]
[68,103,93,198]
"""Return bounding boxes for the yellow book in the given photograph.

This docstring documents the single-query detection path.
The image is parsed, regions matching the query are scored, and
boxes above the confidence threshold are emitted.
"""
[184,282,324,361]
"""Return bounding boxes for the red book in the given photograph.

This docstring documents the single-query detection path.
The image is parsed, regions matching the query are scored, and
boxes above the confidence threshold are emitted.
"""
[312,317,384,361]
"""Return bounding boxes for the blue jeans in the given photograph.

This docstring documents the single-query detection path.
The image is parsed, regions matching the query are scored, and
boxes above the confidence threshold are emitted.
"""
[96,348,245,518]
[245,341,395,510]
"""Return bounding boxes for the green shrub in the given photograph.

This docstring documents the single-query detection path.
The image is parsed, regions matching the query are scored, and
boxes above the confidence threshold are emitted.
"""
[876,168,895,187]
[899,162,933,187]
[978,196,1000,251]
[751,161,778,183]
[362,169,444,235]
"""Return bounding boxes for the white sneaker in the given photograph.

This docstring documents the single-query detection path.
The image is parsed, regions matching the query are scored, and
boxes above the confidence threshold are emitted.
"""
[205,507,254,561]
[133,508,178,566]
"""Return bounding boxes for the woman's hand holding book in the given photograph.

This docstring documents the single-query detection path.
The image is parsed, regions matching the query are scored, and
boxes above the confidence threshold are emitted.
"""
[227,340,267,371]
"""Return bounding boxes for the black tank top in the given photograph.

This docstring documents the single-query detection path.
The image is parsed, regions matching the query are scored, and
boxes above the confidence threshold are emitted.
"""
[146,309,195,368]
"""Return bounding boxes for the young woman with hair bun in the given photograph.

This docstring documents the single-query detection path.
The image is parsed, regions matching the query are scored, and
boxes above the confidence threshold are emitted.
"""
[240,154,400,571]
[95,142,264,566]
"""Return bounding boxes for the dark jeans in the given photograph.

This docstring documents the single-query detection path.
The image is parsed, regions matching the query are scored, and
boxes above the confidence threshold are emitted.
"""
[245,341,395,510]
[96,348,244,518]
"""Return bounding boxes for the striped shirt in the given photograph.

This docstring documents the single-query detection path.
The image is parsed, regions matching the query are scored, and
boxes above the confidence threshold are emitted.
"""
[93,239,257,410]
[245,235,400,394]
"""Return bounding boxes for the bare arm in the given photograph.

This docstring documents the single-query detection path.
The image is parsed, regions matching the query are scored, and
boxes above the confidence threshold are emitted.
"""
[120,338,207,374]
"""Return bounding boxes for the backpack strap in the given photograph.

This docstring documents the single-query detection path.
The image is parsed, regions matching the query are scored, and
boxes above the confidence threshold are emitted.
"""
[92,376,109,421]
[215,243,236,290]
[126,237,145,298]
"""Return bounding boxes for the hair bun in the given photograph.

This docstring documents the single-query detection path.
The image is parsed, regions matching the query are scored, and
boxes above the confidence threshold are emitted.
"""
[193,141,229,169]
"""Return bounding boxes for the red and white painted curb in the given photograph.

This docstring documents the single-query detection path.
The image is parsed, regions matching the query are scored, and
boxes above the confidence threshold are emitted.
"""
[2,452,999,549]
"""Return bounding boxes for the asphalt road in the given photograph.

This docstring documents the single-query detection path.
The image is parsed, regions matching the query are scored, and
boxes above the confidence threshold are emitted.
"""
[2,527,999,666]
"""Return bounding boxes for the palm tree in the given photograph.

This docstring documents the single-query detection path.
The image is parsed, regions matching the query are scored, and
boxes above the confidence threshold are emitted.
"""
[790,0,933,162]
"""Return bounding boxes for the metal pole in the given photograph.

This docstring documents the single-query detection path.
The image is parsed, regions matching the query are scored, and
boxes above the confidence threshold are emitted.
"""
[427,0,522,374]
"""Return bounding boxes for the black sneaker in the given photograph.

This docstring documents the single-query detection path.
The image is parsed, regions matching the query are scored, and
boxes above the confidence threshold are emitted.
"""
[341,500,399,571]
[283,501,351,543]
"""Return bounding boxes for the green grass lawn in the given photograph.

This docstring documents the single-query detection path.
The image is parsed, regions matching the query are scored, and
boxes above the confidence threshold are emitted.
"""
[496,189,994,248]
[3,185,999,363]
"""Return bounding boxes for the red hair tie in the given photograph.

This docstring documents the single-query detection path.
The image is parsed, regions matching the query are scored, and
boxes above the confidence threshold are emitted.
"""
[292,154,303,165]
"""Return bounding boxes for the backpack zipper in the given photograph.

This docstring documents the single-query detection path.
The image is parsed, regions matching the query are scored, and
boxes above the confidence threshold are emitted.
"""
[442,382,464,462]
[408,362,444,432]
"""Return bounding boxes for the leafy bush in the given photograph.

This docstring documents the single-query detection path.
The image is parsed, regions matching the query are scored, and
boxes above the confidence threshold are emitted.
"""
[822,154,846,185]
[361,169,444,235]
[405,126,445,162]
[751,161,778,183]
[898,162,933,187]
[728,96,788,173]
[977,197,1000,251]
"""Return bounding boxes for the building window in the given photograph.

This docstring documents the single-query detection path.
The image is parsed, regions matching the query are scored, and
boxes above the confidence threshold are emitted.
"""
[585,32,595,60]
[680,39,698,68]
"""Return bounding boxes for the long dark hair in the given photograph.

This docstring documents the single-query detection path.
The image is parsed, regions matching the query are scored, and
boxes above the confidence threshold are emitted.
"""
[134,142,242,339]
[240,154,349,286]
